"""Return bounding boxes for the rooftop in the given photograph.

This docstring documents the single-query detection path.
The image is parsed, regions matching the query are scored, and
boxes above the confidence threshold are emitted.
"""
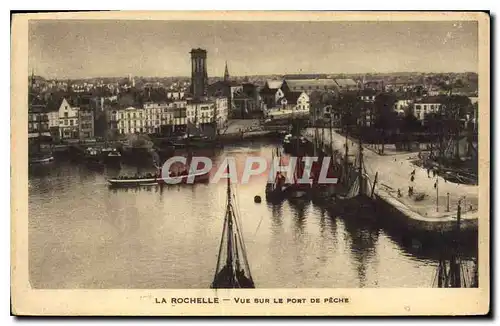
[334,78,358,87]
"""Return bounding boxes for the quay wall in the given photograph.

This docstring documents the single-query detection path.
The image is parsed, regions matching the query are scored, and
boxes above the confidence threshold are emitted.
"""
[302,128,479,234]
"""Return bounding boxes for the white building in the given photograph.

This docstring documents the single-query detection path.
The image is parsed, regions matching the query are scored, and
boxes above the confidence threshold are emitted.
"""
[116,106,146,135]
[186,102,216,126]
[215,97,229,128]
[143,102,166,134]
[58,98,79,139]
[413,98,443,121]
[268,91,310,118]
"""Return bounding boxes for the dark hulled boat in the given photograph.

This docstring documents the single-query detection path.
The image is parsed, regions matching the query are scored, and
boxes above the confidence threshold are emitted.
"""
[326,129,375,218]
[265,148,290,202]
[211,165,255,289]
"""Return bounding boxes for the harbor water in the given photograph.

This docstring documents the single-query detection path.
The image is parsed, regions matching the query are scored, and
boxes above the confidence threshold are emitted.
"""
[28,140,476,289]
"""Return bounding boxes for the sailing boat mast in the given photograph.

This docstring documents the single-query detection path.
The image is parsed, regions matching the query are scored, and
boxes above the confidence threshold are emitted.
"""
[344,119,349,186]
[358,129,363,196]
[212,163,255,289]
[225,170,234,273]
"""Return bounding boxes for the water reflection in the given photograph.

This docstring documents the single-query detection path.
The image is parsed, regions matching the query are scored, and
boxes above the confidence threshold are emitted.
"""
[342,215,380,288]
[28,143,475,289]
[288,198,309,235]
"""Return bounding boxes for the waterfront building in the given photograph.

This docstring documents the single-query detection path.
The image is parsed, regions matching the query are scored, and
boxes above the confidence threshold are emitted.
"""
[259,80,283,110]
[267,91,310,119]
[143,102,166,134]
[116,106,147,135]
[58,98,80,139]
[28,96,49,135]
[232,83,261,118]
[166,100,188,133]
[78,109,95,139]
[215,97,229,129]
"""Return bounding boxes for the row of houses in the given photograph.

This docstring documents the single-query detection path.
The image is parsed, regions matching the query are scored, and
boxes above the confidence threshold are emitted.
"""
[28,95,229,140]
[253,77,478,128]
[111,97,228,135]
[28,96,95,140]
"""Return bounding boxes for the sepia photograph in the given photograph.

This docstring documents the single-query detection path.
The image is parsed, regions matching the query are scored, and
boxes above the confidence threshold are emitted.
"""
[11,11,490,316]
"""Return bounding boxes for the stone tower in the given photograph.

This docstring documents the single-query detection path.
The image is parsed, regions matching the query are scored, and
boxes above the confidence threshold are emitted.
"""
[190,48,208,99]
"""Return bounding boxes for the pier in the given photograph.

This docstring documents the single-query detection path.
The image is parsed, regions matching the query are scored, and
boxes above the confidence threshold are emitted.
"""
[302,127,479,234]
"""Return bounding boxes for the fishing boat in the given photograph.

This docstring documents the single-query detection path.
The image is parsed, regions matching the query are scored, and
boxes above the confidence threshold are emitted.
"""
[327,128,375,217]
[265,147,290,202]
[286,147,312,201]
[211,165,255,289]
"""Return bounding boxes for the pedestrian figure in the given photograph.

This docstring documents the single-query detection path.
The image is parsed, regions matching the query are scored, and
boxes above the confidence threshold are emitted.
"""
[408,186,412,197]
[410,175,415,182]
[397,189,402,197]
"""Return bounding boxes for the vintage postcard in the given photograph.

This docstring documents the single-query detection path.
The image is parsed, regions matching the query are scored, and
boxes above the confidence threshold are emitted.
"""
[11,11,490,316]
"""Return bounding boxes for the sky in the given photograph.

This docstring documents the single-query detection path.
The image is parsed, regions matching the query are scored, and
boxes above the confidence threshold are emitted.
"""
[28,20,478,79]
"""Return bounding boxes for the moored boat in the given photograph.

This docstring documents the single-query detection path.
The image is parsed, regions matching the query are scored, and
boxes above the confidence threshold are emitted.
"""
[107,169,210,187]
[211,164,255,289]
[265,148,291,202]
[29,153,55,165]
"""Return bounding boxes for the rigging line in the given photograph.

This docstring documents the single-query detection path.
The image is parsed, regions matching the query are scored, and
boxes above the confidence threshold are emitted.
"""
[432,265,439,288]
[460,263,470,288]
[213,210,229,279]
[253,213,265,237]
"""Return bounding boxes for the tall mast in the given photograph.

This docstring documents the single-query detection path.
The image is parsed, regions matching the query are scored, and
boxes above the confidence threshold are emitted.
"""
[344,117,349,185]
[226,164,233,270]
[358,127,363,196]
[452,202,462,287]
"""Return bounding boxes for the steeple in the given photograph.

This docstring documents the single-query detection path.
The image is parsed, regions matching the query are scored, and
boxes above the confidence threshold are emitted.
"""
[224,61,230,82]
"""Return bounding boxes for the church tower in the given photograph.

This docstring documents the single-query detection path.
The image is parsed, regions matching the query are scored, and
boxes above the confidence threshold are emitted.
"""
[224,61,230,82]
[190,48,208,100]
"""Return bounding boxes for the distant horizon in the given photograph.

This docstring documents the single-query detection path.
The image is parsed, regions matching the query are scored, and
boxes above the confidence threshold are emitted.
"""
[29,20,478,80]
[32,70,479,82]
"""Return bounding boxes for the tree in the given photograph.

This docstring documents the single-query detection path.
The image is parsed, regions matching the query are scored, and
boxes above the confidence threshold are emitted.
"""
[399,111,421,150]
[373,93,398,153]
[337,93,363,131]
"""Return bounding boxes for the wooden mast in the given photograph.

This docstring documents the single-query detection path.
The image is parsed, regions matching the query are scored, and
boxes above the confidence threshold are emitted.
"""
[225,165,234,277]
[358,126,363,196]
